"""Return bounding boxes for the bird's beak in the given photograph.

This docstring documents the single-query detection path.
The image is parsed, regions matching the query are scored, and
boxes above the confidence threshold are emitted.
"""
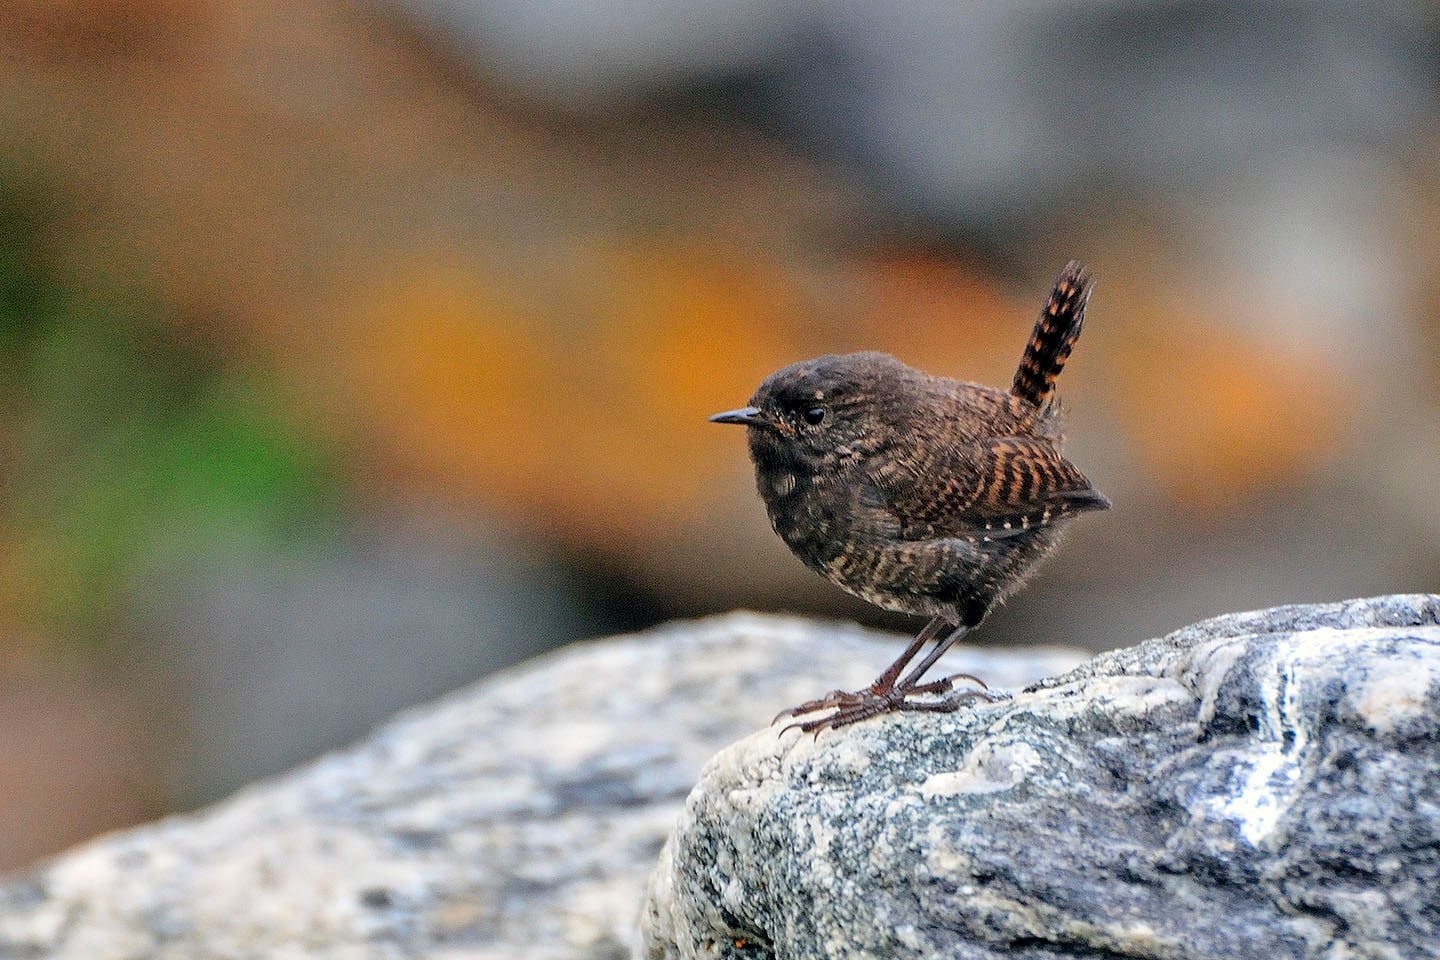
[709,406,764,426]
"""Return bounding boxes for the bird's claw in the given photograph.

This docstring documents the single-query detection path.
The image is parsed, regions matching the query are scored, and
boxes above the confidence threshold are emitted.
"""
[776,681,998,737]
[771,688,867,724]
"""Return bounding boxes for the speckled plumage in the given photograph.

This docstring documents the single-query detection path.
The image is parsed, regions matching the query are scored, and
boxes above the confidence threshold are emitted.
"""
[712,261,1109,730]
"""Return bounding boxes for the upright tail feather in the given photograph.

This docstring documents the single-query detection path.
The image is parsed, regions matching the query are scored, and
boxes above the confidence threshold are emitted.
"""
[1011,260,1093,409]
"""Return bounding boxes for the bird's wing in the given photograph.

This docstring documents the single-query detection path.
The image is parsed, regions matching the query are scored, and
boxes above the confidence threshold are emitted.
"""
[860,435,1108,542]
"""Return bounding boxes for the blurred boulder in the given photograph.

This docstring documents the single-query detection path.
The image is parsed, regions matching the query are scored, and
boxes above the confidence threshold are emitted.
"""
[391,0,1438,228]
[134,505,597,807]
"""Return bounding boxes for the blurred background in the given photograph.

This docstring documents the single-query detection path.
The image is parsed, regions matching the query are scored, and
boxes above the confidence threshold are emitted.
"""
[0,0,1437,871]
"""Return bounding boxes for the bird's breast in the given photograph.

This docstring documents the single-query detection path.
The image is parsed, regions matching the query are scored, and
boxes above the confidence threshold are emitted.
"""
[754,463,861,572]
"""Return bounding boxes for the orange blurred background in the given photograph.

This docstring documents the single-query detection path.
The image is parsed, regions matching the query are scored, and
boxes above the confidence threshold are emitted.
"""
[0,0,1436,870]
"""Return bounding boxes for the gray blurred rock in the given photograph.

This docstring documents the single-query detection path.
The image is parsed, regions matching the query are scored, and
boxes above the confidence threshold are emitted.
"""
[134,506,597,807]
[0,613,1083,960]
[387,0,1437,228]
[643,594,1440,960]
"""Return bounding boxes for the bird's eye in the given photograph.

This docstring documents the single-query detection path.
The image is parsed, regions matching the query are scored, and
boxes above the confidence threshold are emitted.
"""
[802,406,825,425]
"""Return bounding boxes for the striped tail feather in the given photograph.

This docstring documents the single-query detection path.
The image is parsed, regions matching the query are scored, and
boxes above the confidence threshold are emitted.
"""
[1011,260,1093,409]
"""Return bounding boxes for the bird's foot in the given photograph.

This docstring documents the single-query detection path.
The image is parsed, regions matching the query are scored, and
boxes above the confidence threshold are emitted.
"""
[772,689,867,724]
[775,673,997,737]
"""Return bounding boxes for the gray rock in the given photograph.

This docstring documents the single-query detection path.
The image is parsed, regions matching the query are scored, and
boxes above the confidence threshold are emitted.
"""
[643,594,1440,960]
[0,612,1082,960]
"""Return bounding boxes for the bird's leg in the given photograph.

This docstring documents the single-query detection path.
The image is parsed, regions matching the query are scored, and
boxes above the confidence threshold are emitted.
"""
[773,616,947,723]
[868,615,950,694]
[779,622,996,736]
[895,623,977,692]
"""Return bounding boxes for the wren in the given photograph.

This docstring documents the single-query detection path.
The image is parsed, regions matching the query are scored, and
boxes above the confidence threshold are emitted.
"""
[710,260,1109,732]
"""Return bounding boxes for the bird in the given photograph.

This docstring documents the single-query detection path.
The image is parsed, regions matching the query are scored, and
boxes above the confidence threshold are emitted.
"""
[709,260,1109,733]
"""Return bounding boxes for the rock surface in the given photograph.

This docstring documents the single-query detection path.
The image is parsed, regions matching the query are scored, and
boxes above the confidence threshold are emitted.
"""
[0,613,1082,960]
[643,594,1440,960]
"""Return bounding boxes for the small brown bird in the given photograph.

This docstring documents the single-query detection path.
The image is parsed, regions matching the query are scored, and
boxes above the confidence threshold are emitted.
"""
[710,261,1109,732]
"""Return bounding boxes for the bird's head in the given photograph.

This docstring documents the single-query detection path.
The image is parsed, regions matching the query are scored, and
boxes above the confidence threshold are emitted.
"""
[709,352,916,473]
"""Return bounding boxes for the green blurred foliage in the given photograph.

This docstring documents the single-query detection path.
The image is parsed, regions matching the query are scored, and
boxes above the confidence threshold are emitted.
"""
[0,173,341,642]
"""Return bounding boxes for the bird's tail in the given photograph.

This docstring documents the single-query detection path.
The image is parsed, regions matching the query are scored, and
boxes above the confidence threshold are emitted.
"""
[1011,260,1093,409]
